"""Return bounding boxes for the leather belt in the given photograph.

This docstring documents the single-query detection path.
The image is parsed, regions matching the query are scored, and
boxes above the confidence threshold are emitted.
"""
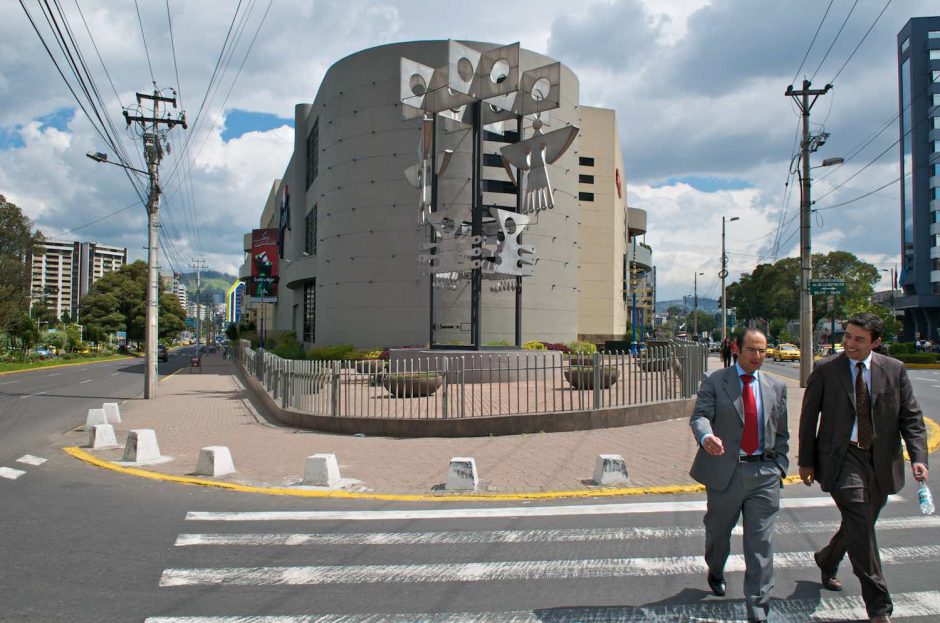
[737,454,769,463]
[848,440,872,451]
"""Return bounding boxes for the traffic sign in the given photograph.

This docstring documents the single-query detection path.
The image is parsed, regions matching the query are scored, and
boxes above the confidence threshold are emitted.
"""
[809,278,846,295]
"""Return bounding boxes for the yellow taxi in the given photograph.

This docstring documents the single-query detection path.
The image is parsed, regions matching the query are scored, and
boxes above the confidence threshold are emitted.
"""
[773,343,801,361]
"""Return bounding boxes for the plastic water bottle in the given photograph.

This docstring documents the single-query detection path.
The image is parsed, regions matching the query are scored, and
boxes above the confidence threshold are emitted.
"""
[918,481,935,516]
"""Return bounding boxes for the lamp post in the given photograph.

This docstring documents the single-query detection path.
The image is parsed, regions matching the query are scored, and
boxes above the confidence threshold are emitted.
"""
[720,216,739,343]
[693,271,704,341]
[793,154,844,387]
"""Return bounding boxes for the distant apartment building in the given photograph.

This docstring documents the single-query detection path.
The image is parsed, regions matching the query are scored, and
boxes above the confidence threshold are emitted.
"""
[160,273,189,311]
[30,240,127,321]
[895,17,940,341]
[225,280,245,324]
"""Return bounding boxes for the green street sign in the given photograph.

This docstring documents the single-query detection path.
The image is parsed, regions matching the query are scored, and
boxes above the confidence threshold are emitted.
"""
[809,278,846,295]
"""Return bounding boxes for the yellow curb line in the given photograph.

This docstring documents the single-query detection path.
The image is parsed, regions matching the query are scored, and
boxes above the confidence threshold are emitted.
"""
[0,355,136,377]
[63,418,939,503]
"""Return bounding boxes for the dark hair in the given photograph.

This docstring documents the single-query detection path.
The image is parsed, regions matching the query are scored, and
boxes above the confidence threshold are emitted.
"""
[845,312,884,341]
[735,328,766,350]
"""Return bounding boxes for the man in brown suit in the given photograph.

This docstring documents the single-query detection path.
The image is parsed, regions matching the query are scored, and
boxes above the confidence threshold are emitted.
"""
[798,312,929,623]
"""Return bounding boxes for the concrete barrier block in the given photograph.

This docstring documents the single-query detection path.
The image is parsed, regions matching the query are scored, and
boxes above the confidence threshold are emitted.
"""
[304,454,341,486]
[88,424,118,449]
[85,408,108,428]
[102,402,121,424]
[593,454,629,485]
[446,457,478,491]
[195,446,235,477]
[122,429,161,463]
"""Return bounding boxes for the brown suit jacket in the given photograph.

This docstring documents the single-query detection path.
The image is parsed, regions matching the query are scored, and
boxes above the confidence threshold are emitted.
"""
[798,351,928,494]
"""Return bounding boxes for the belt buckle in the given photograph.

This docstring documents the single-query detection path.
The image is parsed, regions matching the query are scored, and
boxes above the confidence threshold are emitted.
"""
[851,440,869,450]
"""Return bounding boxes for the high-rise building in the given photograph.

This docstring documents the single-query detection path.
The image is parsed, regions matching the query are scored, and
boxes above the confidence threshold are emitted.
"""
[30,240,127,321]
[225,279,245,324]
[896,17,940,341]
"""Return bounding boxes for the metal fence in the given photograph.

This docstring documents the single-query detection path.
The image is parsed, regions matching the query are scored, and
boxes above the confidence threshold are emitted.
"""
[237,340,708,420]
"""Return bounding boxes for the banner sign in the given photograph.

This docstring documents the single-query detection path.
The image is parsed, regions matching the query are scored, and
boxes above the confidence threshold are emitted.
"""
[250,228,279,299]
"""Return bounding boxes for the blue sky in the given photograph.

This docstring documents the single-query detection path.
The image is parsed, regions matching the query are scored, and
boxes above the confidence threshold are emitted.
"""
[0,107,75,150]
[221,110,293,142]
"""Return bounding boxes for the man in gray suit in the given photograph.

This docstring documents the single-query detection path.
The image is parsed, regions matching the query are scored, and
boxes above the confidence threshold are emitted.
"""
[690,328,789,623]
[799,312,928,623]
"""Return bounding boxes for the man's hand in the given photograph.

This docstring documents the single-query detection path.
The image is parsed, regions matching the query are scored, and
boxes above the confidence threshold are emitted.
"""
[702,434,724,456]
[913,462,929,482]
[799,466,815,486]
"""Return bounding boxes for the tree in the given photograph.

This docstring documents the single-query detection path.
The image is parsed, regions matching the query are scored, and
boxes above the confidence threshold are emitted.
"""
[79,261,187,344]
[0,196,45,337]
[684,309,716,339]
[7,313,39,353]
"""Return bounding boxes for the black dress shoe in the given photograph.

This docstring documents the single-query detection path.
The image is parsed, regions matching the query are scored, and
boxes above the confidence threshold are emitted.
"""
[813,551,843,591]
[707,574,726,596]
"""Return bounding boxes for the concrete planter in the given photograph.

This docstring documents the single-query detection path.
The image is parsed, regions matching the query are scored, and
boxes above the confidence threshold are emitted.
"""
[563,366,620,390]
[382,373,442,398]
[354,360,387,374]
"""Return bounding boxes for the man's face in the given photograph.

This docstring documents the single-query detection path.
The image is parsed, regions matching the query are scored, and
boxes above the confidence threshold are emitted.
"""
[738,332,767,374]
[843,323,881,361]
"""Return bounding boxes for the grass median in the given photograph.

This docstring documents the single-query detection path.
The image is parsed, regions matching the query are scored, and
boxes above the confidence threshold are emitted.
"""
[0,352,139,374]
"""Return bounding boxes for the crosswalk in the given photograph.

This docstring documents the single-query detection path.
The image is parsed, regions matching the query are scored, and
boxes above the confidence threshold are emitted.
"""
[0,454,47,480]
[145,495,940,622]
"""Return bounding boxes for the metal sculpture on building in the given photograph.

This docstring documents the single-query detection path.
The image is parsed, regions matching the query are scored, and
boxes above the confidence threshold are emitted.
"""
[400,41,578,347]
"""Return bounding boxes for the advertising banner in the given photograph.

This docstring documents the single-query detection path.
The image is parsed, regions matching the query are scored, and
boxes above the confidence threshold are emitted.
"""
[250,228,279,299]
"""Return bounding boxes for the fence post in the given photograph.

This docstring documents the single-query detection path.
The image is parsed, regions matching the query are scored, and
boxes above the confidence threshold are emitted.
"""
[330,360,341,417]
[592,351,601,409]
[441,356,449,420]
[281,361,289,409]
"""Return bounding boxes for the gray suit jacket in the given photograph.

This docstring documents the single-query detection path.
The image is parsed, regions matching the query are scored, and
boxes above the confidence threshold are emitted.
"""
[798,351,928,494]
[690,366,790,492]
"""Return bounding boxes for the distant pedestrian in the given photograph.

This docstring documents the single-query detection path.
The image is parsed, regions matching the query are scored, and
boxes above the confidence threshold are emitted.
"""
[720,338,732,367]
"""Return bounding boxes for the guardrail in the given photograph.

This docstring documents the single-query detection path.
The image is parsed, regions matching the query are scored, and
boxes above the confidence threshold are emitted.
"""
[236,340,708,420]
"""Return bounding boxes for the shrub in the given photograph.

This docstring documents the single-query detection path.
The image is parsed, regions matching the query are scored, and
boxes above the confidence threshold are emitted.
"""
[541,342,572,353]
[891,353,938,364]
[484,340,513,346]
[306,343,357,361]
[888,342,915,355]
[522,340,546,350]
[566,340,597,355]
[361,349,384,360]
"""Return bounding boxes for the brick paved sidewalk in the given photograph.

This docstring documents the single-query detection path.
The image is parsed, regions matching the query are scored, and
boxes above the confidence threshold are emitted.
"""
[69,353,807,495]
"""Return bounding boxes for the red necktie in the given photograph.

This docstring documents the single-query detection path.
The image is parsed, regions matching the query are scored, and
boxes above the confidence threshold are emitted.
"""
[740,373,759,455]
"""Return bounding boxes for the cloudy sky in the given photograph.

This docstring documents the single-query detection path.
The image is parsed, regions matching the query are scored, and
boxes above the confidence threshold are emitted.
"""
[0,0,933,302]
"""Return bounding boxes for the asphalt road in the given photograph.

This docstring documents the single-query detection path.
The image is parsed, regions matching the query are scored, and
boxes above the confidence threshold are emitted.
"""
[0,351,937,622]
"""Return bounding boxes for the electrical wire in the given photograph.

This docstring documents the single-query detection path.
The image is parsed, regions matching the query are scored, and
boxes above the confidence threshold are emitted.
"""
[810,0,858,81]
[791,0,833,84]
[829,0,892,84]
[134,0,155,84]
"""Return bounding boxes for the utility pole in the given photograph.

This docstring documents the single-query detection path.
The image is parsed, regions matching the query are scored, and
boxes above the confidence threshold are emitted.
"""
[720,215,739,344]
[785,79,831,388]
[124,88,186,399]
[190,258,207,348]
[693,271,704,341]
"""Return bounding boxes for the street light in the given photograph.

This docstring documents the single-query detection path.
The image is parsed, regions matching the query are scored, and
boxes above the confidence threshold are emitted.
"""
[693,271,704,341]
[720,216,739,343]
[87,148,159,399]
[793,154,843,387]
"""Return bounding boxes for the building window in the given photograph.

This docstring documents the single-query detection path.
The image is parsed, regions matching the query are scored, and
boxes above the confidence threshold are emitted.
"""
[579,156,595,166]
[305,119,319,189]
[934,94,940,106]
[933,71,940,83]
[483,153,503,167]
[303,280,315,343]
[305,206,317,255]
[929,31,940,39]
[901,37,910,53]
[931,50,940,60]
[579,192,594,201]
[579,174,595,184]
[482,179,516,194]
[934,117,940,131]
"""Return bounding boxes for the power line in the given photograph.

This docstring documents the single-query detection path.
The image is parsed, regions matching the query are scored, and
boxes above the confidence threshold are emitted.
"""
[810,0,858,81]
[791,0,834,83]
[829,0,892,83]
[134,0,155,84]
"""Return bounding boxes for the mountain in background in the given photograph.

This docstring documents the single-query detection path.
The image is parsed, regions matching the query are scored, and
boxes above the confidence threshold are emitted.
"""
[655,297,719,314]
[180,270,237,306]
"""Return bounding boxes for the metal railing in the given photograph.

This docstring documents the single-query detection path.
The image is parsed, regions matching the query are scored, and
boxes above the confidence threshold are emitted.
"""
[237,340,708,420]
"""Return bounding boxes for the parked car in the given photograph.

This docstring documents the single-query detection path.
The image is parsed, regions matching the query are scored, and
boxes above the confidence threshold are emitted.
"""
[34,347,53,358]
[773,343,800,361]
[158,344,169,362]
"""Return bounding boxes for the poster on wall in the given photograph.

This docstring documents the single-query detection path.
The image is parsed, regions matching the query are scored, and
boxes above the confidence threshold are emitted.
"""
[250,228,279,300]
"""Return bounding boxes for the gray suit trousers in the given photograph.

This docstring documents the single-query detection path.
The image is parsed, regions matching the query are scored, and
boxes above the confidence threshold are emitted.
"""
[705,460,781,621]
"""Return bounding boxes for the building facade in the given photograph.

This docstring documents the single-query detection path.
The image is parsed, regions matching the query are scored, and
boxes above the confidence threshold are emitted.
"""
[30,240,127,321]
[225,279,245,324]
[241,41,651,347]
[895,17,940,341]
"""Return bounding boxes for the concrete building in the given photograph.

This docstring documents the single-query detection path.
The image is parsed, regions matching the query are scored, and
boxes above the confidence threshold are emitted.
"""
[895,17,940,341]
[30,240,127,321]
[225,279,245,324]
[241,40,650,347]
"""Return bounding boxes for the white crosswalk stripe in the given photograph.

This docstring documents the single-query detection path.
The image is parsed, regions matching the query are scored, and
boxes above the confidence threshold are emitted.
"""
[0,466,27,479]
[144,590,940,622]
[16,454,46,466]
[150,496,939,621]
